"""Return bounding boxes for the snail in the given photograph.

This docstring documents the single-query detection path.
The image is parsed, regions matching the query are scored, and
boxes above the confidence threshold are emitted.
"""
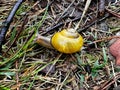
[36,28,83,54]
[35,0,91,54]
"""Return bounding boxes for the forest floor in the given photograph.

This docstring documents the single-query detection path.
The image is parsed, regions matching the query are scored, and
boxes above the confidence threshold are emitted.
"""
[0,0,120,90]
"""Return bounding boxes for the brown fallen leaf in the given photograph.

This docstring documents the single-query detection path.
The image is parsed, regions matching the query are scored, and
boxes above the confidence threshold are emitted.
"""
[109,39,120,65]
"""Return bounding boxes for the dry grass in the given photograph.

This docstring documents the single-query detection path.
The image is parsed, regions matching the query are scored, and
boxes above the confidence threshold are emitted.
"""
[0,0,120,90]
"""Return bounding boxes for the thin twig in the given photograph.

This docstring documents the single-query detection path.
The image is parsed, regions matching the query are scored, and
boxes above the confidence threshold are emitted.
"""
[74,0,92,31]
[101,73,120,90]
[105,7,120,18]
[86,36,120,48]
[111,61,117,87]
[42,12,109,35]
[41,16,82,35]
[15,60,20,90]
[56,0,75,23]
[78,13,110,32]
[92,36,120,43]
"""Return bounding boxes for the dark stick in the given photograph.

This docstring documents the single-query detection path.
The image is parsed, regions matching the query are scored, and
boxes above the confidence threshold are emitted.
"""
[0,0,24,54]
[42,13,109,35]
[78,13,110,32]
[41,16,82,35]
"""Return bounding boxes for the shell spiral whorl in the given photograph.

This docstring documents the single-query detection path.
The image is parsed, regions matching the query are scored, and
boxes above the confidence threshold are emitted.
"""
[51,28,84,53]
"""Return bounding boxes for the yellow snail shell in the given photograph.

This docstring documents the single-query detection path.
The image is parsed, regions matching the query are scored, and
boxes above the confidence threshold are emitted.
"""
[36,28,84,54]
[51,28,83,53]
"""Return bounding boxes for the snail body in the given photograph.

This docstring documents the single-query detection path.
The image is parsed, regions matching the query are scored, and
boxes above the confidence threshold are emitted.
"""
[36,28,83,54]
[36,35,53,49]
